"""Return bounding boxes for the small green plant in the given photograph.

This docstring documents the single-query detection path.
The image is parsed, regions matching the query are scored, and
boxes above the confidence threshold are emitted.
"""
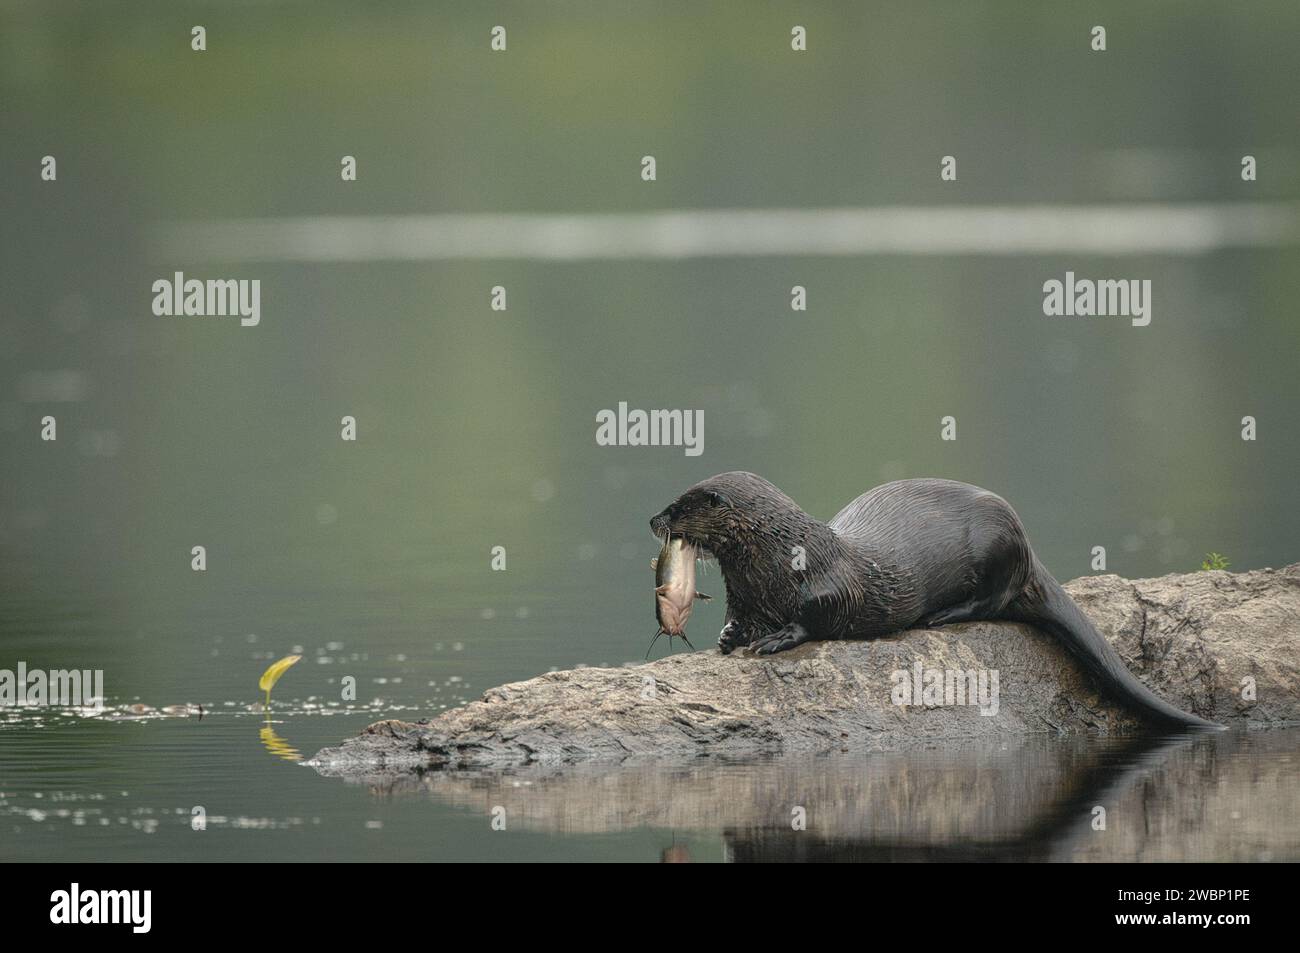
[1200,552,1230,571]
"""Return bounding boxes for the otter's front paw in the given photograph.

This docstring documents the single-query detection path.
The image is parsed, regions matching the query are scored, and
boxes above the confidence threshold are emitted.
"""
[717,620,751,655]
[749,623,812,655]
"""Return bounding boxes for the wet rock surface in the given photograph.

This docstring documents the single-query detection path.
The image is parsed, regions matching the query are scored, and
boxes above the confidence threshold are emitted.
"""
[310,564,1300,775]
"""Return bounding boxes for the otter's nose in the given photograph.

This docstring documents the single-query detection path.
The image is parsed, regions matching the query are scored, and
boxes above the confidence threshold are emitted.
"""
[649,512,670,538]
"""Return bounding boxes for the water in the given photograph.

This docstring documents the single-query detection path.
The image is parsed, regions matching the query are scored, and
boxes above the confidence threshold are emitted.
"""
[3,694,1295,861]
[2,2,1298,862]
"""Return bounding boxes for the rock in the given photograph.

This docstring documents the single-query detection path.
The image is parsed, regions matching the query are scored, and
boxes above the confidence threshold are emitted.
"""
[309,564,1300,775]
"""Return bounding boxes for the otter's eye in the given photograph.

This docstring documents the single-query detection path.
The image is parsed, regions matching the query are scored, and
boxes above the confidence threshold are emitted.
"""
[705,490,726,507]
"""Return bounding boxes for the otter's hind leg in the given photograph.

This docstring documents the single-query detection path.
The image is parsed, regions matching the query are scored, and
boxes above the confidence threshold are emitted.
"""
[916,598,985,629]
[917,501,1035,630]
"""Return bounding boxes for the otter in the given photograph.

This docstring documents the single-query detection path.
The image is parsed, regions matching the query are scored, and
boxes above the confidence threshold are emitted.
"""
[649,472,1218,729]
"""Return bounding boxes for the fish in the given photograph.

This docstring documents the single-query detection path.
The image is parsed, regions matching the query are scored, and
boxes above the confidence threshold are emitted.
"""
[647,535,712,658]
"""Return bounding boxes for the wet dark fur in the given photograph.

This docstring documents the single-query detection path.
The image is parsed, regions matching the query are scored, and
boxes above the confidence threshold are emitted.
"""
[650,472,1218,728]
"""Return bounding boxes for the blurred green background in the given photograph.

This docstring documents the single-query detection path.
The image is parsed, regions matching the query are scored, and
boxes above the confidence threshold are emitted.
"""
[1,0,1297,723]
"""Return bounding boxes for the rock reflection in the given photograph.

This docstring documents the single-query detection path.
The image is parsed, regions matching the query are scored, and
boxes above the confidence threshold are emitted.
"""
[316,729,1298,862]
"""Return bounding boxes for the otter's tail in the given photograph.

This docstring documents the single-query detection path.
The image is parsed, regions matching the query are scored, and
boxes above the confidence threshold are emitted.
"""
[1009,563,1221,729]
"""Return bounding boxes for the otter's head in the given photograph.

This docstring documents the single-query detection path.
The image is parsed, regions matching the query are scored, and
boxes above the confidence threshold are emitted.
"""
[649,471,782,563]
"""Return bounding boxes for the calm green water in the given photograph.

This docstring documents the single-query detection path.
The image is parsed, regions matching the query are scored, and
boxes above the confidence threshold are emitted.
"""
[3,705,1296,862]
[2,2,1298,861]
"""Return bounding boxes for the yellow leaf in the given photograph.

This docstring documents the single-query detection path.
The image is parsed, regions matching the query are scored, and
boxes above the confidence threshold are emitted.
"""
[258,654,302,700]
